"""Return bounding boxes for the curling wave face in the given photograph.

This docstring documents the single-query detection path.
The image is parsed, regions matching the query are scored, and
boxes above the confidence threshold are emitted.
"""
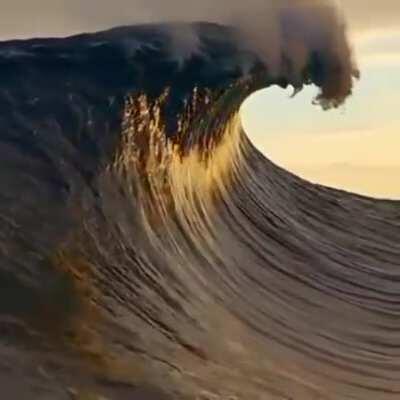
[0,22,399,400]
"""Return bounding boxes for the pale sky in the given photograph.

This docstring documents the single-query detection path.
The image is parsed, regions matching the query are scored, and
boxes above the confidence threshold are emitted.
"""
[242,2,400,199]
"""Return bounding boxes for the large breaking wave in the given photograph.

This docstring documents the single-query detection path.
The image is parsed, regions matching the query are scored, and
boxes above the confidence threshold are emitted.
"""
[0,15,399,400]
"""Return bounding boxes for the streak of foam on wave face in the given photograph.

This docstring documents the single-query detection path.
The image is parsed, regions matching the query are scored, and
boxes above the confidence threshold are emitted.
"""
[110,85,250,273]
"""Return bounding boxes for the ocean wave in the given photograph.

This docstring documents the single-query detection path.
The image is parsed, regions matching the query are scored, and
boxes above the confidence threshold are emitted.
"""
[0,21,399,400]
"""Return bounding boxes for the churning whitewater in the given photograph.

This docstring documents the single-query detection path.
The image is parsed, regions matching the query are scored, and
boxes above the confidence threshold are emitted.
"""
[0,10,399,400]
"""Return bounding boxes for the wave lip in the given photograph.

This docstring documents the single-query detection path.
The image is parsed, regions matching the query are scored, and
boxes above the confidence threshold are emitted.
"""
[0,21,398,400]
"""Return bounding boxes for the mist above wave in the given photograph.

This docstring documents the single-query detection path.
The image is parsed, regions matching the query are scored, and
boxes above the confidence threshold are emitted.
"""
[73,0,359,107]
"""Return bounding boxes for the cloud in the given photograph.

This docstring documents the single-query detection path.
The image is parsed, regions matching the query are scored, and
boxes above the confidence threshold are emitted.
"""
[0,0,398,40]
[341,0,400,32]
